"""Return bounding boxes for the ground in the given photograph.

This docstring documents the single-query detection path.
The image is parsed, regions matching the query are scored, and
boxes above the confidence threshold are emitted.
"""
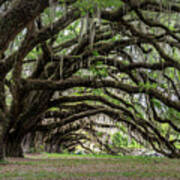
[0,153,179,180]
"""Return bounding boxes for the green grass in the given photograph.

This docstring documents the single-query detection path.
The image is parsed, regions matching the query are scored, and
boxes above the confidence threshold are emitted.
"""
[0,171,137,180]
[1,169,180,180]
[0,159,9,165]
[0,153,180,179]
[38,152,124,158]
[33,152,163,160]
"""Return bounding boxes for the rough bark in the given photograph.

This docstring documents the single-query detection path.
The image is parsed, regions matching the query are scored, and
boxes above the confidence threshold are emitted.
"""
[0,138,4,160]
[0,124,5,160]
[22,133,36,153]
[0,0,50,54]
[5,136,23,157]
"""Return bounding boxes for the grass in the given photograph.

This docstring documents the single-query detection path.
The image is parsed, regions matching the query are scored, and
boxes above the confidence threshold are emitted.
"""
[0,153,179,179]
[0,159,9,165]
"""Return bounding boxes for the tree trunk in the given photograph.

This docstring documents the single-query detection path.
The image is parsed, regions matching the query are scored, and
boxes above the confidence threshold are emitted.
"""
[5,138,23,157]
[0,125,5,160]
[0,138,4,160]
[55,144,62,153]
[22,133,36,153]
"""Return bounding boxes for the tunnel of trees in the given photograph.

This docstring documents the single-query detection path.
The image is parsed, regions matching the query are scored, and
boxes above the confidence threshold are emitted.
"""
[0,0,180,160]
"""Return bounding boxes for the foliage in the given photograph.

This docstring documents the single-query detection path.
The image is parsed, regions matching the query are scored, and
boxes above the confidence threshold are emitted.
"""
[111,132,141,149]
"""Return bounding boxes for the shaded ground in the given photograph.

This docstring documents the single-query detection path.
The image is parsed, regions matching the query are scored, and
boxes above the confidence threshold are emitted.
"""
[0,153,179,180]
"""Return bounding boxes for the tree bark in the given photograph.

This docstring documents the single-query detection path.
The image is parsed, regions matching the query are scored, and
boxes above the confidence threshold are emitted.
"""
[0,0,50,54]
[0,138,4,160]
[5,137,23,157]
[0,125,5,160]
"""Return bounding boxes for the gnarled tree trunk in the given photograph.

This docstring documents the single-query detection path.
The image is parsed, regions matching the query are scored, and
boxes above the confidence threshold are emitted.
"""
[0,138,4,160]
[5,142,23,157]
[0,125,5,160]
[4,135,23,157]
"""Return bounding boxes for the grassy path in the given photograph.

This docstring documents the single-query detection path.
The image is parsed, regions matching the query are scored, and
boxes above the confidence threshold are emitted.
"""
[0,153,179,179]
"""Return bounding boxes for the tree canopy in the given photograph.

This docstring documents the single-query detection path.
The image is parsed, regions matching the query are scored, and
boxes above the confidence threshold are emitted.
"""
[0,0,180,159]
